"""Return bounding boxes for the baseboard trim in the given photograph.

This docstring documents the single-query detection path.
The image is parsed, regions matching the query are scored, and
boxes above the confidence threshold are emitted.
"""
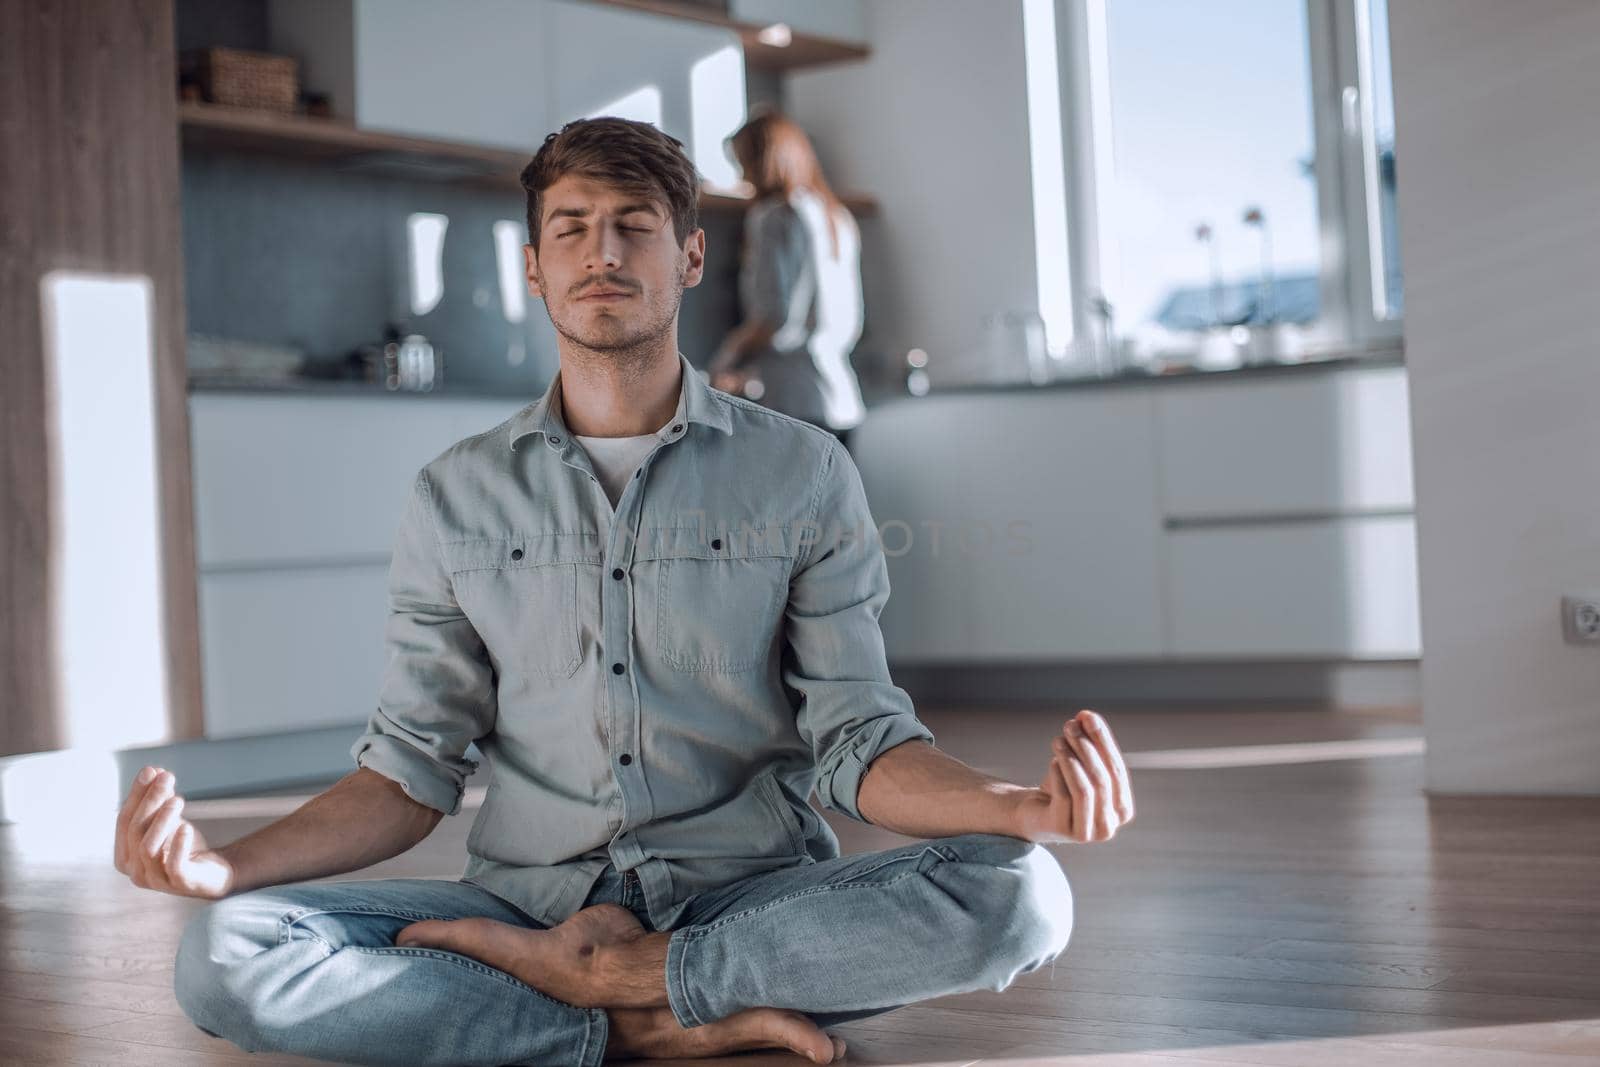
[889,659,1420,709]
[0,722,375,825]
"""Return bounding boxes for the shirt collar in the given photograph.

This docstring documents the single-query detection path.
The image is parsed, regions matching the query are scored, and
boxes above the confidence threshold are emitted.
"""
[508,350,734,451]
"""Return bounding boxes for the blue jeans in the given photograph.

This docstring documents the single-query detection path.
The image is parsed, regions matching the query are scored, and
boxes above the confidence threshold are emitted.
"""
[174,832,1073,1066]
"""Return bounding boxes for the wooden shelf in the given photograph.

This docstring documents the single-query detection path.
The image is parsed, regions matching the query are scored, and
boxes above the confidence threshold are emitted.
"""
[178,102,877,216]
[583,0,870,71]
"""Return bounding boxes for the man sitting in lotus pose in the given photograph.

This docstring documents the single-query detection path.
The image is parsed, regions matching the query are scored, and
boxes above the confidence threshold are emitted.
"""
[114,117,1136,1066]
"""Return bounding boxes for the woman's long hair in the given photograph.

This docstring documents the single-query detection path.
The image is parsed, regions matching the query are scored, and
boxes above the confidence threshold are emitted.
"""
[727,109,851,260]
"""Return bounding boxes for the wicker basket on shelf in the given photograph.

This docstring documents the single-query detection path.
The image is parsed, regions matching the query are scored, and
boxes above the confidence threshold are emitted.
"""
[182,47,298,113]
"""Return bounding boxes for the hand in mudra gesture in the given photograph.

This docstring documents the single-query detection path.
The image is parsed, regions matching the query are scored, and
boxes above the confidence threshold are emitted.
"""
[113,766,235,899]
[1019,709,1136,844]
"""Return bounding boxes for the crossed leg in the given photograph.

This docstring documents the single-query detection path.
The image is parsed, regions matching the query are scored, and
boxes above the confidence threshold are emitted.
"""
[173,875,849,1065]
[398,832,1074,1043]
[173,877,609,1065]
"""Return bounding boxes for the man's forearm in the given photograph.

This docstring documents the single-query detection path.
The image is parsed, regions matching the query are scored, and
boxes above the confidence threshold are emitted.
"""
[855,739,1039,840]
[216,768,444,895]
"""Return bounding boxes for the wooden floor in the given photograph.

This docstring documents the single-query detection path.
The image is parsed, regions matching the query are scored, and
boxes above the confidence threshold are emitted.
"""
[3,702,1599,1065]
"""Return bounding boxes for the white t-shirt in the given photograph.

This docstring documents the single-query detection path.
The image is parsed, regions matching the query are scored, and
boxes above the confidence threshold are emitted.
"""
[572,432,659,508]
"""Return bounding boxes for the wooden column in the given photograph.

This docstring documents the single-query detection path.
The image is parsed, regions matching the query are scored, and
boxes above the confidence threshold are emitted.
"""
[0,0,203,755]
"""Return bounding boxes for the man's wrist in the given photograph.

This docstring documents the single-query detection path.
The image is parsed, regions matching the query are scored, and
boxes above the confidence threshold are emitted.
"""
[1005,785,1052,842]
[213,840,251,896]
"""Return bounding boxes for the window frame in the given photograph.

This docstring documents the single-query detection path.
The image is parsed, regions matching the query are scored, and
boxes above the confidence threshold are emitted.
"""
[1054,0,1403,365]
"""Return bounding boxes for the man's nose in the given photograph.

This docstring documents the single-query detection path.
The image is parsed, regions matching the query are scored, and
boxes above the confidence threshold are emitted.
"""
[583,225,625,270]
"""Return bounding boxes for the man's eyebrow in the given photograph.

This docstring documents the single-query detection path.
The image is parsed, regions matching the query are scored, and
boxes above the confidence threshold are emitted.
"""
[544,203,663,226]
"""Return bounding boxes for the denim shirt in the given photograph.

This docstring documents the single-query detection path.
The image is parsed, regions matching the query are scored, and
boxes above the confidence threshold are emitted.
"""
[350,351,934,929]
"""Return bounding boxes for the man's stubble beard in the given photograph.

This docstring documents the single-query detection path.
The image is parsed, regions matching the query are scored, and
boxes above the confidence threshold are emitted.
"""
[542,260,686,376]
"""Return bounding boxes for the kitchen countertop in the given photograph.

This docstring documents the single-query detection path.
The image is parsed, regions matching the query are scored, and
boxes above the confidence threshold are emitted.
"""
[187,344,1403,402]
[899,345,1404,399]
[186,376,543,401]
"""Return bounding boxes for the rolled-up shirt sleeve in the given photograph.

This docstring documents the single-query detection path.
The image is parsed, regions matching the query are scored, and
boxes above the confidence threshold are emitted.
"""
[783,438,935,824]
[350,469,497,816]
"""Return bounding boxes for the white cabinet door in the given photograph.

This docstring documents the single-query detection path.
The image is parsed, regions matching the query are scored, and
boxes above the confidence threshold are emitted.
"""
[189,392,522,738]
[1158,365,1413,519]
[853,389,1166,662]
[335,0,556,152]
[729,0,867,44]
[189,393,524,568]
[1166,516,1421,659]
[270,0,745,176]
[198,565,391,738]
[542,1,745,188]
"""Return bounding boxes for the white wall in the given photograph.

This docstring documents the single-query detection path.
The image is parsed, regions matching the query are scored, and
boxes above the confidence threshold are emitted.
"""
[1390,1,1600,793]
[785,0,1038,375]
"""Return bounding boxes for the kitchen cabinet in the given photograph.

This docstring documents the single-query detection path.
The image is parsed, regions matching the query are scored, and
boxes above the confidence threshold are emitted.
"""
[187,362,1419,740]
[267,0,743,162]
[1157,365,1413,519]
[728,0,866,45]
[1156,363,1419,658]
[198,566,390,739]
[1166,516,1420,658]
[853,359,1419,664]
[188,391,527,738]
[189,392,522,567]
[852,387,1168,662]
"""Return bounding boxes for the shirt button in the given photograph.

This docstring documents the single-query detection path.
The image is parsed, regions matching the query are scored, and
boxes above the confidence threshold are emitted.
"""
[711,538,722,550]
[671,423,683,433]
[612,662,625,674]
[511,548,523,561]
[549,435,562,444]
[619,753,632,765]
[612,567,625,580]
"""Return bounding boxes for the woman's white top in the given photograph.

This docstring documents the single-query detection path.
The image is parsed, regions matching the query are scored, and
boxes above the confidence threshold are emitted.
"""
[737,187,867,431]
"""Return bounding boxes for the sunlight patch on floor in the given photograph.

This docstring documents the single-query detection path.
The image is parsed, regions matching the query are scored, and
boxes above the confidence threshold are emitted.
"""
[1124,736,1424,770]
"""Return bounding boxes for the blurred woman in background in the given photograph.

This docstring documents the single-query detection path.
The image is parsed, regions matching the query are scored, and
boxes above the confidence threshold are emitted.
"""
[708,109,867,451]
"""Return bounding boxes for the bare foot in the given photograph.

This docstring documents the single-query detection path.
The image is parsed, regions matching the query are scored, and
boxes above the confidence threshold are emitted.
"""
[396,903,648,1007]
[606,1005,846,1062]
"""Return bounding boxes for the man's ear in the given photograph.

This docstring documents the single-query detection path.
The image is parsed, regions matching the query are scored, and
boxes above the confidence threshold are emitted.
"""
[523,244,545,300]
[680,228,707,289]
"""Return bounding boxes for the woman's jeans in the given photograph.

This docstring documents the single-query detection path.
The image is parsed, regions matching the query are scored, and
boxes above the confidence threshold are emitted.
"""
[173,832,1074,1067]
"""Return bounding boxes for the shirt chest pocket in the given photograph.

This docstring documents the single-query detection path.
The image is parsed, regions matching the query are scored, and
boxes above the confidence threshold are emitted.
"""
[443,538,588,680]
[646,533,792,674]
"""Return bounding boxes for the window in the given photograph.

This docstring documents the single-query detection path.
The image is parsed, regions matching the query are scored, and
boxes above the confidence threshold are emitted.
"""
[1041,0,1403,373]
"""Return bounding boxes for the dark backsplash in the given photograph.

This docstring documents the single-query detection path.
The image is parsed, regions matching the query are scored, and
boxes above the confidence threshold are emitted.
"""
[181,150,745,394]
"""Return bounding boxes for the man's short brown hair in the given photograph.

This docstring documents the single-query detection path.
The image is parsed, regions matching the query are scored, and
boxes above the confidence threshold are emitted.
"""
[520,117,702,253]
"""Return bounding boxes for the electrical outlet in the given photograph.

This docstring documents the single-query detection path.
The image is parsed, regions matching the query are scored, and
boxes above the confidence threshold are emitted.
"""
[1561,595,1600,644]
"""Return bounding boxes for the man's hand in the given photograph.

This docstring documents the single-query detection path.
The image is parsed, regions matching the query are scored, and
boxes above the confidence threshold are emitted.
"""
[113,766,235,899]
[1016,709,1136,844]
